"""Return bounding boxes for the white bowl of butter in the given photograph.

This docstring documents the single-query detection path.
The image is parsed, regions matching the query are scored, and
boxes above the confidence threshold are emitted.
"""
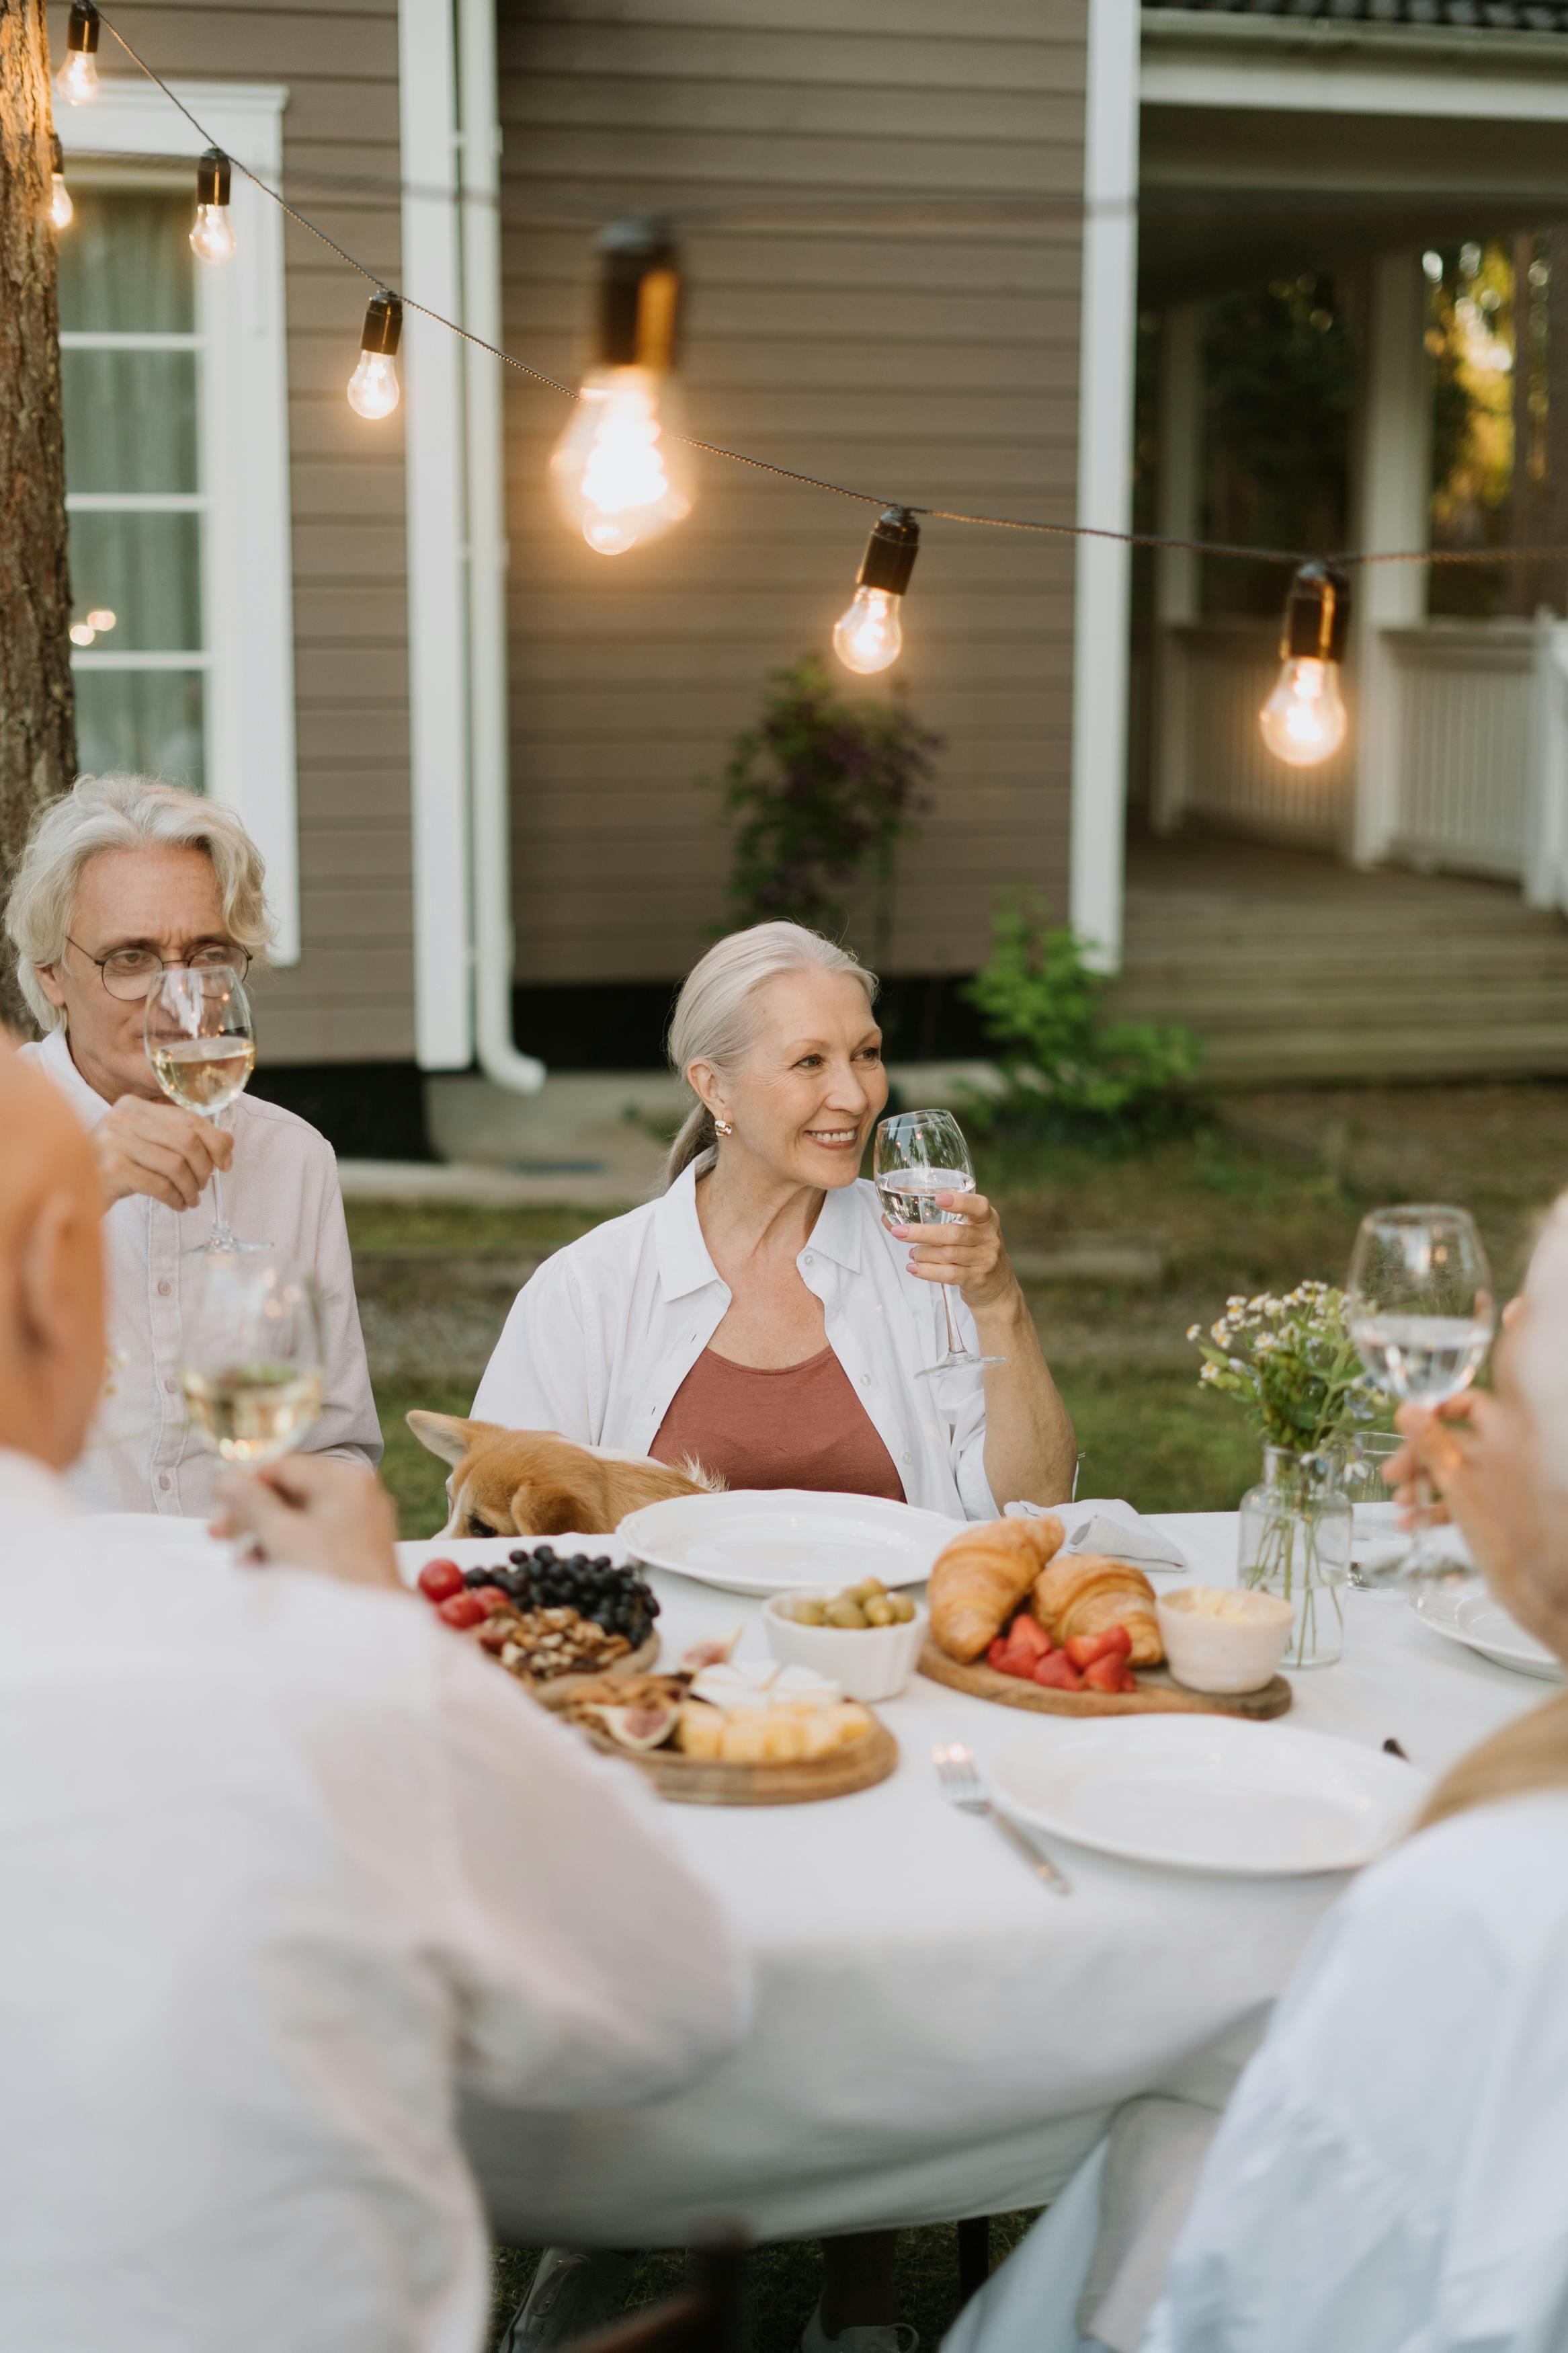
[1157,1585,1296,1694]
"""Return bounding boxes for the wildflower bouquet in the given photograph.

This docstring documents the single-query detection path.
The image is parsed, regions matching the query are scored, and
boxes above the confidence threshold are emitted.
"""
[1188,1281,1386,1454]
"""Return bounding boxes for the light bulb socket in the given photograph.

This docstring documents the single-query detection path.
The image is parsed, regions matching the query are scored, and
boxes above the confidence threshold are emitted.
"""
[66,1,100,55]
[1281,559,1350,665]
[50,132,65,175]
[197,147,231,208]
[597,216,682,371]
[856,508,920,599]
[359,291,403,358]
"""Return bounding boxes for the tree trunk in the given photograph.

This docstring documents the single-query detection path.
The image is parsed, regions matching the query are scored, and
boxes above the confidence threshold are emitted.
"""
[1548,227,1568,620]
[0,0,74,1035]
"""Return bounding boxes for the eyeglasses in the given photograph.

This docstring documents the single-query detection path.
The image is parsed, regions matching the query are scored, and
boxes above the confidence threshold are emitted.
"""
[65,936,251,1003]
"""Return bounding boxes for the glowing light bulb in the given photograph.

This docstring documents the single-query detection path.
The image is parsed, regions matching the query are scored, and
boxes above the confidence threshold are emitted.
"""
[56,47,97,103]
[190,150,235,264]
[86,608,116,632]
[833,586,903,675]
[347,292,403,420]
[69,622,95,646]
[50,136,73,228]
[550,365,694,556]
[831,508,920,677]
[1260,657,1348,766]
[57,2,99,102]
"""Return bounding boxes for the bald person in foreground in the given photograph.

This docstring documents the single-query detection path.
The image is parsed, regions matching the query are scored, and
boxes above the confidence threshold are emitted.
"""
[0,1037,749,2353]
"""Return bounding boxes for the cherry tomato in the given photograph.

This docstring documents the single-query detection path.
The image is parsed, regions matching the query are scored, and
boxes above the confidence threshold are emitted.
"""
[418,1558,465,1603]
[438,1591,489,1630]
[468,1585,513,1616]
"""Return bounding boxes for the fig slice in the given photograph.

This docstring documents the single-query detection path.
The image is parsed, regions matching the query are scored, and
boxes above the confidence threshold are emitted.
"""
[678,1626,744,1673]
[586,1702,682,1752]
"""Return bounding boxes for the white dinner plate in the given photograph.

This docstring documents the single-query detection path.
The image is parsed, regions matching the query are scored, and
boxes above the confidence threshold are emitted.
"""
[617,1488,964,1597]
[1410,1581,1564,1681]
[991,1716,1429,1877]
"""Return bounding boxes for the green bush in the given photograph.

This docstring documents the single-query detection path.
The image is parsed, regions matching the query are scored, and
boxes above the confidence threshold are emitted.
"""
[962,895,1204,1145]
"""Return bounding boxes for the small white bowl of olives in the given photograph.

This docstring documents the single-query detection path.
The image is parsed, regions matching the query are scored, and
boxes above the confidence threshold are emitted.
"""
[764,1578,927,1703]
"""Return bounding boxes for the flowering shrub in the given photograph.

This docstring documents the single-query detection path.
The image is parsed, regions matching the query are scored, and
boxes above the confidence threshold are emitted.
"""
[1188,1281,1386,1455]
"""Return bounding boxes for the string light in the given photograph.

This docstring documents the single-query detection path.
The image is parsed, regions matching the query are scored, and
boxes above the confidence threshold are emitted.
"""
[346,292,402,420]
[57,1,101,103]
[49,134,73,229]
[833,509,920,674]
[1260,561,1351,767]
[550,218,694,555]
[190,147,235,264]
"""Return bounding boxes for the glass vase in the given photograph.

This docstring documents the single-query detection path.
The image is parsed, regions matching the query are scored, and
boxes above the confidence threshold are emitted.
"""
[1237,1445,1352,1669]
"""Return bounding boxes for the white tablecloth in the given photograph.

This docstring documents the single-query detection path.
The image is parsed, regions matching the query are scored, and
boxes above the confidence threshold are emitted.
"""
[387,1514,1545,2249]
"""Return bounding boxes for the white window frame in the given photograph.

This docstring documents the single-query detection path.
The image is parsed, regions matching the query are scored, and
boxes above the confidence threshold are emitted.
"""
[58,82,300,964]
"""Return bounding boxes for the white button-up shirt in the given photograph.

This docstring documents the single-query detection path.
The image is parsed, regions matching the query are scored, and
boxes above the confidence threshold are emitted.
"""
[0,1447,748,2353]
[23,1025,381,1515]
[473,1154,998,1519]
[1145,1787,1568,2353]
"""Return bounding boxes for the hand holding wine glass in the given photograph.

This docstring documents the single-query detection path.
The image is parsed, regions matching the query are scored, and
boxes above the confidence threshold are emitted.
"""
[1346,1203,1495,1585]
[180,1257,325,1468]
[143,963,265,1254]
[874,1108,1005,1378]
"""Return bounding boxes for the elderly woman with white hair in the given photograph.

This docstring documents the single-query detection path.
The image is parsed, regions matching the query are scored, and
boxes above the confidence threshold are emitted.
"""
[7,774,380,1514]
[477,922,1075,2353]
[938,1197,1568,2353]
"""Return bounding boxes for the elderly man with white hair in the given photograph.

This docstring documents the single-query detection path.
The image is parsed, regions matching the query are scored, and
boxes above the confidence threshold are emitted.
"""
[6,772,380,1512]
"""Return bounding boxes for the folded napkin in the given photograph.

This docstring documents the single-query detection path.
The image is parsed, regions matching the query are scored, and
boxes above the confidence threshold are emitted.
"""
[1005,1498,1192,1574]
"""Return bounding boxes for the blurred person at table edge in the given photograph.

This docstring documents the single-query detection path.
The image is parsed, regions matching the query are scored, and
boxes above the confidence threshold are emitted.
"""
[0,1033,749,2353]
[476,921,1076,2353]
[940,1194,1568,2353]
[5,772,380,1514]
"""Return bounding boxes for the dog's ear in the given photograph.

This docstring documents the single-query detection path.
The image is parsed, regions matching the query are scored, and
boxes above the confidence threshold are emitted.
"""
[406,1410,492,1467]
[512,1482,598,1538]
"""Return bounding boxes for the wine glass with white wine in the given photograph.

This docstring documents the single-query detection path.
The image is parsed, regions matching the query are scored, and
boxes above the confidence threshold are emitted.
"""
[1346,1203,1495,1586]
[874,1108,1005,1379]
[180,1257,325,1467]
[143,963,267,1254]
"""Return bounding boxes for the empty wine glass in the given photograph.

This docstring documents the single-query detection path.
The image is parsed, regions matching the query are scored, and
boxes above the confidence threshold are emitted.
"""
[1346,1204,1495,1585]
[143,963,267,1254]
[874,1108,1005,1379]
[180,1257,325,1466]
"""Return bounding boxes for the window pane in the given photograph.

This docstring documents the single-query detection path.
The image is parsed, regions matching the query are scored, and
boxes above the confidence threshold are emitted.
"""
[57,191,194,335]
[69,511,202,651]
[74,670,205,792]
[63,349,198,496]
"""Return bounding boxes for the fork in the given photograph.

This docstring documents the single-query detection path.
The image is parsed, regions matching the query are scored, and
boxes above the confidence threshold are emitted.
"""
[933,1743,1073,1896]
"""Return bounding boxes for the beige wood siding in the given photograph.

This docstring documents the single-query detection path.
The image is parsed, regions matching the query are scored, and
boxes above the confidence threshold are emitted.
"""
[49,0,415,1063]
[497,0,1089,983]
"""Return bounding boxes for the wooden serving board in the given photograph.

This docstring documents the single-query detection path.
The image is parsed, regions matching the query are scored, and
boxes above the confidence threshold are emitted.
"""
[532,1632,660,1694]
[579,1716,899,1806]
[919,1644,1291,1720]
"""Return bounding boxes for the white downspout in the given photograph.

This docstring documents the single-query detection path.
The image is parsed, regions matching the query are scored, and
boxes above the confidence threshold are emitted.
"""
[456,0,546,1092]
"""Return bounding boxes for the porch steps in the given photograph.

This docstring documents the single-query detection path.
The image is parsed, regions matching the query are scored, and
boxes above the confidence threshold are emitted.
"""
[1107,836,1568,1084]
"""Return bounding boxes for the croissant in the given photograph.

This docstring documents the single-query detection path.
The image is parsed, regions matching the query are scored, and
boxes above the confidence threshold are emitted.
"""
[929,1515,1065,1662]
[1032,1551,1163,1667]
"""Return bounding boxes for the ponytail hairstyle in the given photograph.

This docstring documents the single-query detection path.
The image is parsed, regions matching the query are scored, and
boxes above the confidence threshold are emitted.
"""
[663,922,878,1190]
[1417,1192,1568,1833]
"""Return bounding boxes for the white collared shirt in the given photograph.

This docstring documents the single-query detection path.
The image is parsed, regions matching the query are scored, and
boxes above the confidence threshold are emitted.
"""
[473,1154,999,1520]
[0,1446,749,2353]
[23,1025,381,1515]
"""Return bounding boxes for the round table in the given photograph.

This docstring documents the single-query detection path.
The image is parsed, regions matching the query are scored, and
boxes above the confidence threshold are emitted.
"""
[395,1512,1549,2249]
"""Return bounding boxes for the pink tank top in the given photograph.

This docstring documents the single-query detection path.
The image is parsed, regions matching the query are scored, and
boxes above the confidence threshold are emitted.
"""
[650,1345,906,1502]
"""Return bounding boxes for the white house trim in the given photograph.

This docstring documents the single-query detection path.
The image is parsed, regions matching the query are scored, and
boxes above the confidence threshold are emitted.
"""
[58,81,299,963]
[397,0,474,1071]
[1069,0,1142,967]
[1143,49,1568,118]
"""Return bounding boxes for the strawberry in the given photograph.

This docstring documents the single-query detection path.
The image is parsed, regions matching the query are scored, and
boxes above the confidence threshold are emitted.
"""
[417,1558,465,1603]
[987,1636,1012,1670]
[1083,1652,1137,1694]
[1006,1614,1052,1663]
[1032,1650,1085,1692]
[1065,1625,1134,1672]
[437,1591,489,1630]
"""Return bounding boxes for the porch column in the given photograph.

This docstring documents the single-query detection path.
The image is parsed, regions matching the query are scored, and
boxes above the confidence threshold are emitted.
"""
[1151,303,1203,834]
[1350,253,1432,867]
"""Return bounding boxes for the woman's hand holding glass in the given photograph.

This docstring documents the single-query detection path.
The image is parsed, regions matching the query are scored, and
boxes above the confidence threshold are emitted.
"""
[874,1109,1009,1378]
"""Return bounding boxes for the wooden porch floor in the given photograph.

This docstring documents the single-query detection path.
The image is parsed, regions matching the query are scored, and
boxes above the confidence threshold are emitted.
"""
[1106,834,1568,1084]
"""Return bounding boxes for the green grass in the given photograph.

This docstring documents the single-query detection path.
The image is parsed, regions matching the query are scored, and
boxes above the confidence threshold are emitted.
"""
[1058,1365,1262,1513]
[375,1377,474,1538]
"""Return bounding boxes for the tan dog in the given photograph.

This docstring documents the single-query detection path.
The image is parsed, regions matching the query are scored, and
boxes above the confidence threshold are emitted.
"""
[407,1412,721,1539]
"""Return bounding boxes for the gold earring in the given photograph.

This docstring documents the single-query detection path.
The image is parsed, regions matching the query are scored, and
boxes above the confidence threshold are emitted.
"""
[714,1117,733,1137]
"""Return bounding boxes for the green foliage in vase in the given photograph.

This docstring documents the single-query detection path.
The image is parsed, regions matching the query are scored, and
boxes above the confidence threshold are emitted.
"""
[1190,1281,1387,1454]
[962,895,1204,1146]
[713,655,940,953]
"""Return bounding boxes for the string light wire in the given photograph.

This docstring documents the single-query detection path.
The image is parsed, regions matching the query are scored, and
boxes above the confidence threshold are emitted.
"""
[83,5,1568,577]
